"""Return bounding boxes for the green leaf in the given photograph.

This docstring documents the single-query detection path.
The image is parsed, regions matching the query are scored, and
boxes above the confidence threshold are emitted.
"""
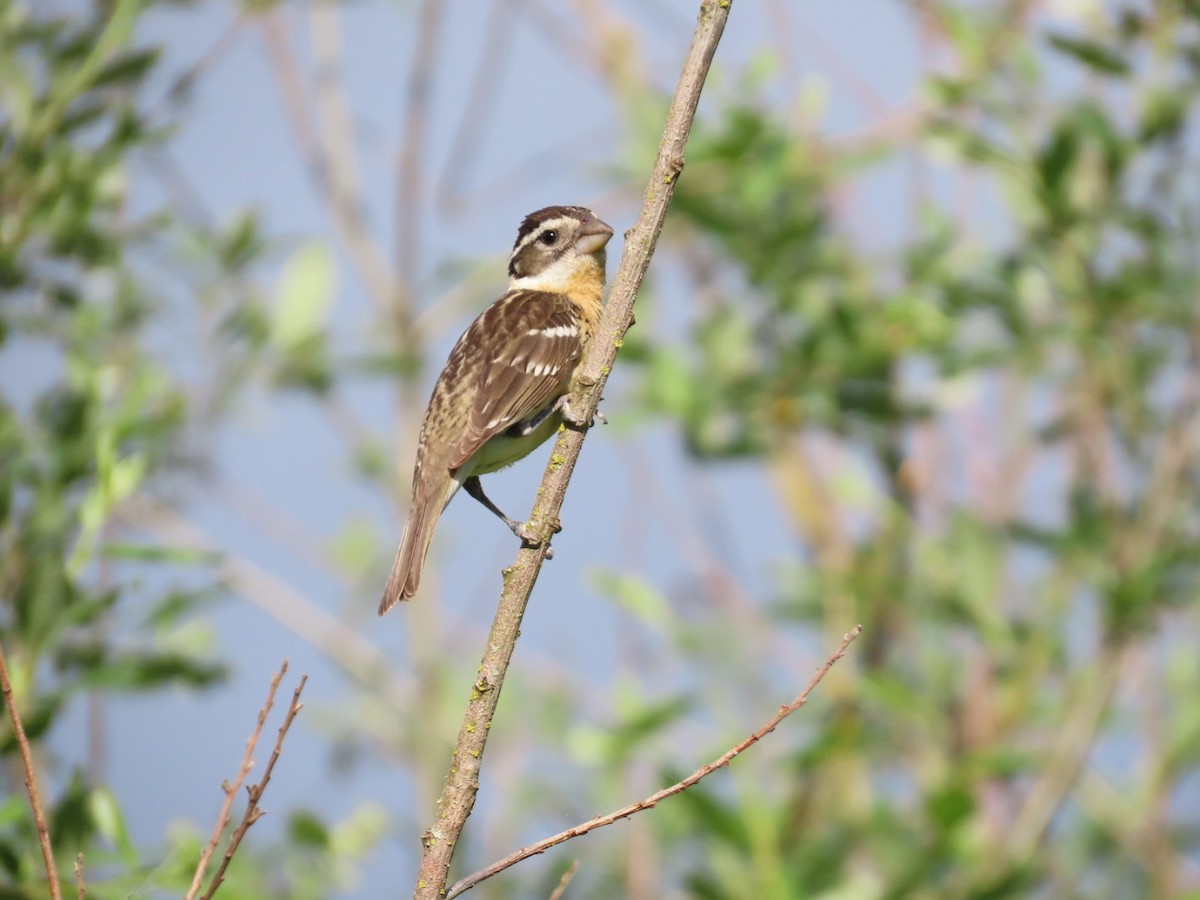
[101,543,220,565]
[91,48,160,90]
[62,645,227,691]
[272,241,336,349]
[1139,88,1189,142]
[288,810,331,849]
[926,782,975,832]
[589,569,673,633]
[666,776,751,852]
[88,787,137,864]
[1046,33,1131,77]
[609,695,692,755]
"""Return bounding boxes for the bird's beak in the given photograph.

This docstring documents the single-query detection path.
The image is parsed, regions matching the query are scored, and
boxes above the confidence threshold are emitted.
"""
[574,215,615,256]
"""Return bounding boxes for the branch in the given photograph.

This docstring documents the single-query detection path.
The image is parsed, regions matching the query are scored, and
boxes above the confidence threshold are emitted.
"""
[186,663,286,899]
[1004,641,1126,863]
[445,626,861,898]
[200,670,307,900]
[411,3,734,897]
[74,853,85,900]
[546,860,580,900]
[433,0,511,214]
[394,0,444,318]
[260,8,395,309]
[184,663,306,900]
[0,641,62,900]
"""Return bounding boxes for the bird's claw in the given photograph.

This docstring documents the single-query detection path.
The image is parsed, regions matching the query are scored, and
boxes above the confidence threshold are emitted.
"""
[558,395,606,429]
[516,518,561,558]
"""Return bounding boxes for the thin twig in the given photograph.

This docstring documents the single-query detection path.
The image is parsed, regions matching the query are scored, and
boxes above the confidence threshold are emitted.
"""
[411,4,735,897]
[145,13,246,124]
[547,860,580,900]
[200,672,308,900]
[186,663,289,900]
[446,626,863,899]
[74,853,84,900]
[390,0,446,522]
[394,0,444,317]
[434,0,512,214]
[260,8,395,308]
[1005,641,1126,862]
[0,642,62,900]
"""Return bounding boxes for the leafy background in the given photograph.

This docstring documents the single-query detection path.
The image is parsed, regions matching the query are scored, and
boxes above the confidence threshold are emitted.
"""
[2,0,1199,897]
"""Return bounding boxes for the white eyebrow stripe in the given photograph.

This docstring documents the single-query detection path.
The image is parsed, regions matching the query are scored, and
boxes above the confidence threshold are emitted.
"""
[511,217,577,255]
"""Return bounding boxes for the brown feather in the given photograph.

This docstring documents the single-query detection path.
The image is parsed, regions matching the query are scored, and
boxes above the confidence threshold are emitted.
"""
[378,486,444,612]
[448,292,582,470]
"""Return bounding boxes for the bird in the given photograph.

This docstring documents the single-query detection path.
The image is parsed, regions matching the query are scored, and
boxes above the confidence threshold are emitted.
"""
[378,205,615,614]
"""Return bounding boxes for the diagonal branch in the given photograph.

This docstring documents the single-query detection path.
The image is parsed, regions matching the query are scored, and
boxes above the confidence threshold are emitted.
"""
[200,669,308,900]
[412,3,735,897]
[446,626,862,899]
[0,642,62,900]
[186,662,288,900]
[260,8,395,310]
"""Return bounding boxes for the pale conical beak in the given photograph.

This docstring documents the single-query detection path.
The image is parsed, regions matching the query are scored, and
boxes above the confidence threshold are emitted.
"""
[574,215,615,255]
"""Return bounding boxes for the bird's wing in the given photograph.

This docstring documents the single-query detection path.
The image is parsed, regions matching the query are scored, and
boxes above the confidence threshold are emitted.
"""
[448,290,583,471]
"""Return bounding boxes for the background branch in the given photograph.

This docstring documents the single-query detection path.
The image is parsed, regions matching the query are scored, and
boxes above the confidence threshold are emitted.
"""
[186,662,289,900]
[200,669,308,900]
[0,641,62,900]
[411,3,734,896]
[546,860,580,900]
[446,625,862,899]
[260,7,395,308]
[183,662,304,900]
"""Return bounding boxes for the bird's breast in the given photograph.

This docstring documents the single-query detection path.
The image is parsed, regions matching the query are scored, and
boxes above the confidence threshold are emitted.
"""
[468,405,563,476]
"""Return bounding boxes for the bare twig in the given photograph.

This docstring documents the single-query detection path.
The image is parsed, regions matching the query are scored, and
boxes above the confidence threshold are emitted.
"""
[394,0,444,316]
[74,853,84,900]
[411,3,735,897]
[0,642,62,900]
[434,0,511,214]
[260,8,395,308]
[390,0,446,524]
[200,671,308,900]
[1005,640,1126,862]
[146,13,246,124]
[186,663,289,900]
[446,626,863,899]
[547,860,580,900]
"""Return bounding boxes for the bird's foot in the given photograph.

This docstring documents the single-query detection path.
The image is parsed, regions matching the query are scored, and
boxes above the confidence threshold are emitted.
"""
[514,517,562,558]
[557,395,606,429]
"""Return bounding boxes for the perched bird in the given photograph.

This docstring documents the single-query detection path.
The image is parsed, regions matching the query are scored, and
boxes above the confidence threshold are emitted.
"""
[379,205,615,614]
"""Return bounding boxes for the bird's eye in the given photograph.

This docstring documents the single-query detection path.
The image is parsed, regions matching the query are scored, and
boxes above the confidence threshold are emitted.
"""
[538,229,558,246]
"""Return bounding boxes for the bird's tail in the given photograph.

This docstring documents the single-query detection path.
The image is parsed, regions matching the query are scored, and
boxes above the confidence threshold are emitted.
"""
[378,491,441,614]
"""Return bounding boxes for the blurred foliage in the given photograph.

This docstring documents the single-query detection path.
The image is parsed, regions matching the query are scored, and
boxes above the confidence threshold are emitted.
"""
[604,2,1200,898]
[0,1,366,896]
[4,0,1200,898]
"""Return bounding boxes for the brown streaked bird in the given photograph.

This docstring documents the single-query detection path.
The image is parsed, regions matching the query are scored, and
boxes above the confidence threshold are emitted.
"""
[378,205,615,614]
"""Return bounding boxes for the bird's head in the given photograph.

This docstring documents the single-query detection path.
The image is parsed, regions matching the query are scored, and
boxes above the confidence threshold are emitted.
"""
[507,205,614,291]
